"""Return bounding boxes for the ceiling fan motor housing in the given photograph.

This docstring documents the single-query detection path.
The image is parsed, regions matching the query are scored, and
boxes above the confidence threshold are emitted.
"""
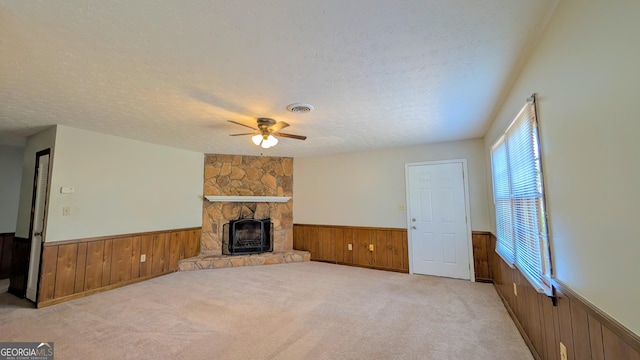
[257,118,276,129]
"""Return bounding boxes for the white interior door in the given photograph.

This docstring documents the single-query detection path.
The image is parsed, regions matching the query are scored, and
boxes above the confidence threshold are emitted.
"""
[406,161,472,280]
[26,153,50,302]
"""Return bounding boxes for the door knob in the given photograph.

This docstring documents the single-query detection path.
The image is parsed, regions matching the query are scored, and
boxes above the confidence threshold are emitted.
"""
[35,232,42,236]
[411,226,416,230]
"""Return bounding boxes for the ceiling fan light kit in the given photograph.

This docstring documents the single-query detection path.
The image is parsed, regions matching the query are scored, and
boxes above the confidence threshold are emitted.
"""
[252,134,278,148]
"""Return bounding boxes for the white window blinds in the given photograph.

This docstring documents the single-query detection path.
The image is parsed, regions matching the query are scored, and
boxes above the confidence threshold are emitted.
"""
[490,96,551,293]
[491,137,515,264]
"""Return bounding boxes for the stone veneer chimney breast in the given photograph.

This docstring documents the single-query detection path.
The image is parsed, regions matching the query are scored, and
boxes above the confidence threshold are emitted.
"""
[200,155,293,256]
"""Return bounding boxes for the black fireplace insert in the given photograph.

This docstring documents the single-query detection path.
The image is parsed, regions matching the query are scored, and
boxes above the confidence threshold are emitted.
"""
[224,218,273,255]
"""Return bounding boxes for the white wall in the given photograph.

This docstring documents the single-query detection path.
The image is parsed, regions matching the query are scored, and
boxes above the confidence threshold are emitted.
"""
[0,145,25,233]
[45,125,203,242]
[483,0,640,335]
[15,127,57,238]
[294,139,490,231]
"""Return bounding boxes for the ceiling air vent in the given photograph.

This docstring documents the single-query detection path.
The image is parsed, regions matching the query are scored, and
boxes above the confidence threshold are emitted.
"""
[286,103,314,113]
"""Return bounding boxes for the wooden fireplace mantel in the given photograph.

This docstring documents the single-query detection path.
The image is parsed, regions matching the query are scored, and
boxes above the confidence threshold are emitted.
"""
[204,196,291,203]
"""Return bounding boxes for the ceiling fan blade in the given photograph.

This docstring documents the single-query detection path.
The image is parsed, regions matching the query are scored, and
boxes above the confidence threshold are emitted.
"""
[274,132,307,141]
[229,133,256,136]
[227,120,257,130]
[269,121,290,133]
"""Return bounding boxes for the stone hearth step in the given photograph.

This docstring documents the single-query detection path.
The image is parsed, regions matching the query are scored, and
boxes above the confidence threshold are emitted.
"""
[178,250,311,271]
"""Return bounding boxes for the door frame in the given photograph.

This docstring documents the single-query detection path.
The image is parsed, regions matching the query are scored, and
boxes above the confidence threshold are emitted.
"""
[25,148,51,303]
[405,159,475,281]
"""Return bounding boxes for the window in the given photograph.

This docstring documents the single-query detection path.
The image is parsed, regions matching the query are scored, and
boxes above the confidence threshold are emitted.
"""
[490,95,552,293]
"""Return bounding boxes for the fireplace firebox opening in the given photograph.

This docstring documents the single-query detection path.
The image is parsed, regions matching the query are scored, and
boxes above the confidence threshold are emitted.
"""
[223,218,273,255]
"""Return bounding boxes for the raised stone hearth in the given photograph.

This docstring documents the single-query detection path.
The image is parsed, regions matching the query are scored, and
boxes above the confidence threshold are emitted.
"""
[178,250,310,271]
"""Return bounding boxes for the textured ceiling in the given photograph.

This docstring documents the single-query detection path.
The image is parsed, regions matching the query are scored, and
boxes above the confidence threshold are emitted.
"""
[0,0,557,157]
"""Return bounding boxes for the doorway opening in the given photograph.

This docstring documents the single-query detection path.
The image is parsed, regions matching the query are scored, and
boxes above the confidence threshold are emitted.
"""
[405,160,474,281]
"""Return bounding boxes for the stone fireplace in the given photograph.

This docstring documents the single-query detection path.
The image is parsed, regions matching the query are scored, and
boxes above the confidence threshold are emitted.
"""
[200,155,294,256]
[178,154,308,271]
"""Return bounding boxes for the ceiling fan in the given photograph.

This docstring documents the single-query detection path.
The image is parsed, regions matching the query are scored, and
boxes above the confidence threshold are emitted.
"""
[228,118,307,149]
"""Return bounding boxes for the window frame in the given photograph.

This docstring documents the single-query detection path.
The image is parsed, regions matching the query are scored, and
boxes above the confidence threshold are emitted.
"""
[490,94,553,295]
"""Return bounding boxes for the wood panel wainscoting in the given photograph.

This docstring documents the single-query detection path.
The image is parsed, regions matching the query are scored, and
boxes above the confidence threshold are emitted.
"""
[293,224,409,273]
[294,224,494,279]
[37,227,201,308]
[471,231,492,282]
[0,232,15,279]
[8,236,30,297]
[487,234,640,360]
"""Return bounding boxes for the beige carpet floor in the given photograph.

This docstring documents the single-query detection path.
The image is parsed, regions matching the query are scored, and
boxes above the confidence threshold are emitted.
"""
[0,262,533,359]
